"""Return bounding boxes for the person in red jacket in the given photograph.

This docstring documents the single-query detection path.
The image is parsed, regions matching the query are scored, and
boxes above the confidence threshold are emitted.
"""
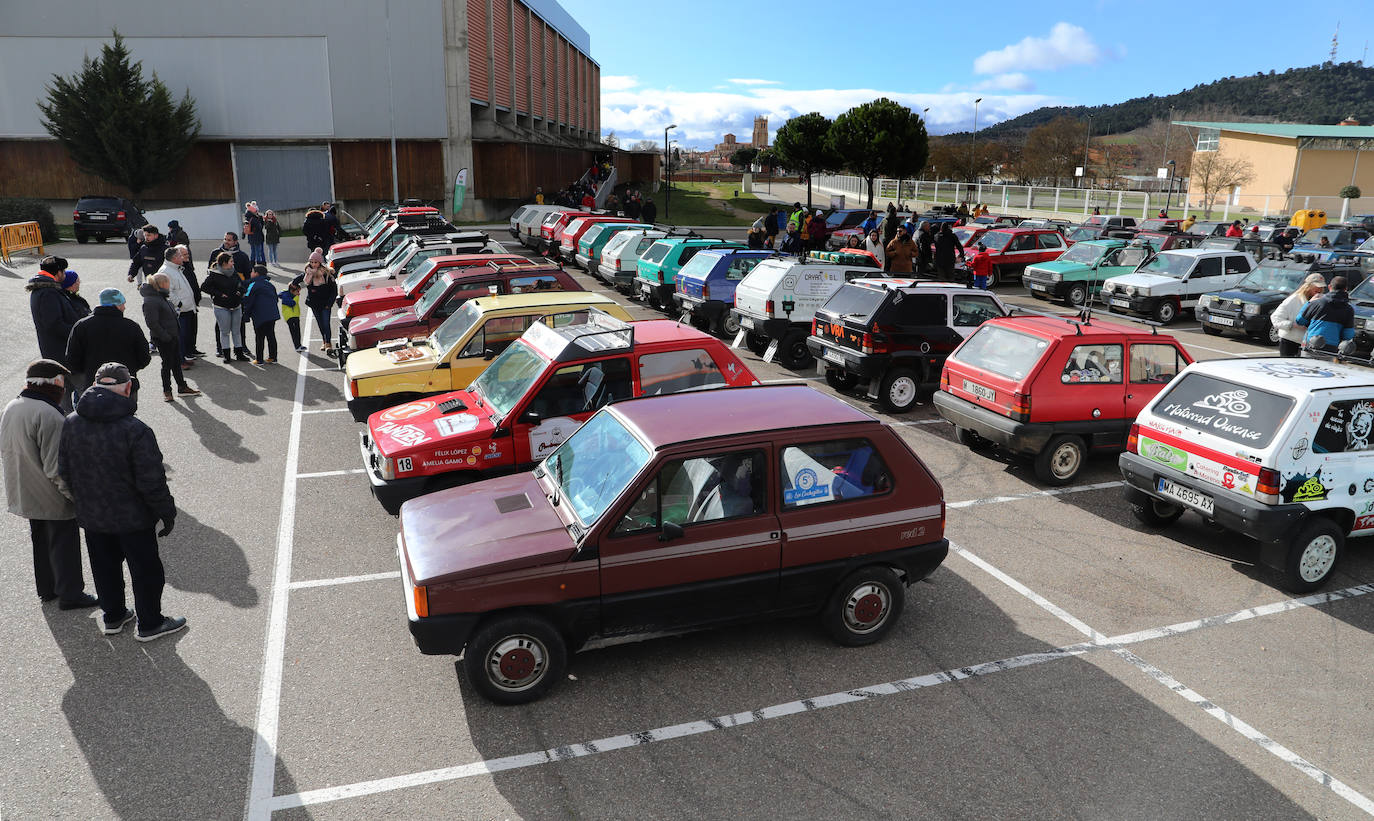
[1225,220,1244,237]
[968,243,992,289]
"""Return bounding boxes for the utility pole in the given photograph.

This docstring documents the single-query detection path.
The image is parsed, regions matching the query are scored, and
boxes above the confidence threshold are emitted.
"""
[970,98,982,183]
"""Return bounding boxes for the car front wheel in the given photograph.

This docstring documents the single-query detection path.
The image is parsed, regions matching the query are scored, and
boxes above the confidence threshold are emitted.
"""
[1281,518,1343,593]
[778,330,813,369]
[715,312,741,338]
[1153,299,1178,324]
[1034,434,1085,485]
[879,367,921,413]
[463,614,568,705]
[1065,284,1087,307]
[822,566,905,646]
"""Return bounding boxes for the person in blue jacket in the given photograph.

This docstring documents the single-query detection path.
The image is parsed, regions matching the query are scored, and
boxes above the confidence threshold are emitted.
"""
[1296,275,1356,354]
[239,266,281,364]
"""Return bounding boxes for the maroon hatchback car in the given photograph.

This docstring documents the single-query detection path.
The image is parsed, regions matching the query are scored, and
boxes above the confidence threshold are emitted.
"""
[397,385,950,703]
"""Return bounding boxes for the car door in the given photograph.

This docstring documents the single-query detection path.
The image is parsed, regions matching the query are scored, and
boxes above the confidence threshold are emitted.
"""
[442,314,534,392]
[1309,393,1374,532]
[1034,231,1065,264]
[1179,256,1225,306]
[950,292,1005,339]
[512,357,633,466]
[598,445,781,634]
[1125,341,1187,422]
[1041,342,1127,447]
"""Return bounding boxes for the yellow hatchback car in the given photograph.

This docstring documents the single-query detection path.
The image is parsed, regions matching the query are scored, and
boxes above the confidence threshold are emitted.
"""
[344,292,633,420]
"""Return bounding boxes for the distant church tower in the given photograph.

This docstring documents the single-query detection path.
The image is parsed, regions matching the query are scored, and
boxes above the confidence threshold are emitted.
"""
[752,116,769,149]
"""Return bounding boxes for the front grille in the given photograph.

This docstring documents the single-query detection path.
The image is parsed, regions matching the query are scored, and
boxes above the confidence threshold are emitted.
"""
[1022,269,1053,285]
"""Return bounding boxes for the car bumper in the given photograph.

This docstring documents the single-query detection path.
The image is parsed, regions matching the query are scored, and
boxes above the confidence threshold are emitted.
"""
[636,279,674,305]
[1197,309,1265,334]
[731,310,792,341]
[805,337,888,379]
[359,431,429,514]
[675,294,725,322]
[932,390,1054,454]
[1024,279,1070,299]
[399,538,479,655]
[1104,294,1161,315]
[573,252,593,270]
[1118,451,1306,571]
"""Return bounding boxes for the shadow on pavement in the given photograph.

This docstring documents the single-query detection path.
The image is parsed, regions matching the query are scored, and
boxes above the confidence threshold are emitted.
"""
[161,511,259,608]
[168,399,260,463]
[44,611,308,820]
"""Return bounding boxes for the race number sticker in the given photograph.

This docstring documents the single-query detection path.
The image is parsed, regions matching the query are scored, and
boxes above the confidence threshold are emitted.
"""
[783,467,832,505]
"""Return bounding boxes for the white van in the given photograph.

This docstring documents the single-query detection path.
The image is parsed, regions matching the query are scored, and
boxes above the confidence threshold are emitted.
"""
[516,205,569,249]
[1120,355,1374,592]
[730,257,880,367]
[597,229,668,288]
[1099,248,1253,324]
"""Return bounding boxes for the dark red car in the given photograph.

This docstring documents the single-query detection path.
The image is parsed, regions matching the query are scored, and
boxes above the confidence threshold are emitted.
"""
[397,385,950,703]
[338,253,530,323]
[955,227,1068,286]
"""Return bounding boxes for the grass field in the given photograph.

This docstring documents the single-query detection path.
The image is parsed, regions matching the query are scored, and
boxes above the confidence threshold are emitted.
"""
[655,181,771,226]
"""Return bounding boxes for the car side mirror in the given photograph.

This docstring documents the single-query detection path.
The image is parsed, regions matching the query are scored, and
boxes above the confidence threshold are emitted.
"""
[483,348,496,361]
[521,410,541,425]
[658,521,685,543]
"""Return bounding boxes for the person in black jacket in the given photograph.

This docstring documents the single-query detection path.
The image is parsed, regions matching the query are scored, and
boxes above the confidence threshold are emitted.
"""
[202,253,247,363]
[302,209,329,253]
[58,362,186,642]
[322,203,342,248]
[916,222,935,274]
[294,251,338,353]
[26,256,77,362]
[641,198,657,224]
[934,223,966,278]
[126,227,144,260]
[66,288,151,404]
[140,277,200,401]
[214,233,252,276]
[127,225,167,286]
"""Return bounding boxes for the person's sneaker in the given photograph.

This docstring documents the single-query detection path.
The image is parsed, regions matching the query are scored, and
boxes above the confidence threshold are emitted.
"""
[295,346,307,353]
[164,391,175,402]
[136,615,187,642]
[265,358,277,363]
[58,593,99,610]
[101,608,135,635]
[221,354,233,364]
[190,349,208,357]
[177,386,202,397]
[235,350,251,362]
[253,358,264,365]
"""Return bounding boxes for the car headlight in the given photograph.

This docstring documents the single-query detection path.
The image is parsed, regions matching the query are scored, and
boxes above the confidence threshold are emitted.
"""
[1049,272,1062,283]
[1197,294,1214,309]
[1101,282,1114,294]
[1362,317,1374,331]
[1243,302,1260,316]
[1125,285,1137,297]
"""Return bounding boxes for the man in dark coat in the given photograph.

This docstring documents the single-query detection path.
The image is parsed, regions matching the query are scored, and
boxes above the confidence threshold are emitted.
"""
[66,288,152,400]
[126,224,168,286]
[641,198,657,224]
[27,255,78,366]
[934,223,966,279]
[58,362,186,642]
[215,233,253,276]
[140,276,200,402]
[243,202,266,265]
[916,222,935,275]
[321,203,342,248]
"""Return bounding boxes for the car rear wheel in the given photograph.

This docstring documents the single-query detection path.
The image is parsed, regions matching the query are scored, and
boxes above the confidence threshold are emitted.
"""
[1034,434,1085,485]
[1281,518,1343,593]
[1065,284,1087,307]
[715,312,741,338]
[463,614,567,704]
[744,332,770,356]
[1201,323,1224,336]
[825,369,859,391]
[987,265,1002,288]
[878,367,920,413]
[1266,321,1280,345]
[1153,299,1178,324]
[75,233,89,244]
[95,235,108,243]
[778,330,813,369]
[1131,497,1184,527]
[822,566,905,647]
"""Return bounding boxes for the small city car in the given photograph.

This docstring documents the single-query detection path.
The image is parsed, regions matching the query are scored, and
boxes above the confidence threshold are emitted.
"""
[516,205,570,248]
[335,234,500,295]
[1198,256,1370,343]
[1119,356,1374,592]
[934,314,1193,484]
[731,256,884,368]
[672,248,774,337]
[361,310,759,513]
[595,229,671,288]
[574,222,652,271]
[1022,239,1155,307]
[342,292,632,421]
[1101,248,1254,324]
[396,384,951,703]
[557,216,641,263]
[808,281,1009,412]
[952,227,1068,287]
[327,213,459,268]
[633,238,746,309]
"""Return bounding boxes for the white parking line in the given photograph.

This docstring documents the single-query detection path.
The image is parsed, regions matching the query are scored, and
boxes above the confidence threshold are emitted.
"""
[951,542,1374,817]
[893,419,943,426]
[300,407,349,415]
[304,366,335,372]
[295,468,365,479]
[947,480,1122,509]
[261,578,1374,812]
[289,571,401,590]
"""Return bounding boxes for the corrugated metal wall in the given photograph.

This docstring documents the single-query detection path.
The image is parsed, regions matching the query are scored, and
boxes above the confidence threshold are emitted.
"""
[514,2,529,115]
[233,145,334,211]
[492,0,512,109]
[468,0,490,104]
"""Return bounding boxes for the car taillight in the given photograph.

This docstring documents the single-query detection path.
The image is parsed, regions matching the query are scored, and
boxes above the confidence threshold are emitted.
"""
[861,332,889,355]
[702,283,710,300]
[413,583,429,618]
[766,299,775,314]
[349,378,360,397]
[1127,423,1139,454]
[117,210,126,220]
[72,210,80,220]
[657,271,664,283]
[1010,391,1031,421]
[1256,467,1281,504]
[940,370,950,389]
[811,318,818,335]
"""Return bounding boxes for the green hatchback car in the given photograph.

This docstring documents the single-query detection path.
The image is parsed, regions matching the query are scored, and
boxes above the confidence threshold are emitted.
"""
[574,222,651,271]
[633,238,746,310]
[1021,239,1156,307]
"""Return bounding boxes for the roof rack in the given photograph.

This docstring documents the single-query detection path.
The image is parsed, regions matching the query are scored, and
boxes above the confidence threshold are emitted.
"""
[1009,303,1163,335]
[525,307,635,362]
[1297,346,1374,370]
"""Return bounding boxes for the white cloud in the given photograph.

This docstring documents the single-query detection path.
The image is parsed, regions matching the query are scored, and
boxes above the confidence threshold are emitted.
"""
[728,78,780,86]
[600,75,639,91]
[975,73,1035,92]
[973,22,1103,74]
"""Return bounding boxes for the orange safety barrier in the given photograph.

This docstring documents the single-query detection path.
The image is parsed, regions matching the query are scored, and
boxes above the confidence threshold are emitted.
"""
[1,221,44,265]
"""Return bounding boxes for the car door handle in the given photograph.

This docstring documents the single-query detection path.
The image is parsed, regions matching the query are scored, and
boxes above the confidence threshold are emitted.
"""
[770,531,781,539]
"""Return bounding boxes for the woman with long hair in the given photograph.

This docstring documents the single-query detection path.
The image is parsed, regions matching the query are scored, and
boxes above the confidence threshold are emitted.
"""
[295,251,338,354]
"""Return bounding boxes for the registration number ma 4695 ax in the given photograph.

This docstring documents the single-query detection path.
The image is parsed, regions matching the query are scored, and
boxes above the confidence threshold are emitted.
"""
[1157,477,1214,515]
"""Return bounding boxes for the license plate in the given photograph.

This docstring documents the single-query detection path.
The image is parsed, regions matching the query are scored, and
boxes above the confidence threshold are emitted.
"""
[824,349,846,365]
[1029,283,1048,291]
[1208,315,1235,327]
[739,316,755,329]
[88,214,107,221]
[1156,477,1214,515]
[1111,298,1130,308]
[962,379,996,401]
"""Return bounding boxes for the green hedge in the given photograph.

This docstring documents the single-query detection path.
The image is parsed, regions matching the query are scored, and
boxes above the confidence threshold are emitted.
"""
[0,199,59,243]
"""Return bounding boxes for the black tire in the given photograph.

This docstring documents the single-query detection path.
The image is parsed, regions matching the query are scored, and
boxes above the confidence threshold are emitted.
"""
[987,265,1001,288]
[1065,284,1088,308]
[778,330,813,369]
[825,369,859,391]
[463,614,568,705]
[75,233,89,245]
[955,426,991,451]
[1130,497,1184,527]
[878,367,921,413]
[1153,299,1178,324]
[1201,323,1224,336]
[689,313,711,332]
[714,312,741,338]
[1280,518,1343,593]
[1034,434,1086,485]
[822,566,905,646]
[95,235,108,243]
[1265,321,1280,345]
[744,332,770,356]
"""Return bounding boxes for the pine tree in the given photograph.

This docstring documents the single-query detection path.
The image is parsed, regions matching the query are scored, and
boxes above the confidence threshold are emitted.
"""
[37,32,201,200]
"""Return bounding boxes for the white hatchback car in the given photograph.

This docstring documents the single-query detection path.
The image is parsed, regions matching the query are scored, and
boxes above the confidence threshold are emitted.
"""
[1100,248,1253,324]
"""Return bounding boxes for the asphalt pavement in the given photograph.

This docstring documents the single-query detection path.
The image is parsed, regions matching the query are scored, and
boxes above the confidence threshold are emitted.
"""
[2,233,1372,820]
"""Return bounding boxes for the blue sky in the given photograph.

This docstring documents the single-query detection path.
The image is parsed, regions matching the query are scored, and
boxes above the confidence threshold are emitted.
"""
[560,1,1373,148]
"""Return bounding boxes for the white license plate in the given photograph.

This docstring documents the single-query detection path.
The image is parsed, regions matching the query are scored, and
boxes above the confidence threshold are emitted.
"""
[824,349,847,365]
[1029,283,1048,291]
[739,316,755,329]
[88,214,107,221]
[1208,316,1235,327]
[1157,478,1214,515]
[1111,298,1130,308]
[962,379,996,401]
[639,283,651,294]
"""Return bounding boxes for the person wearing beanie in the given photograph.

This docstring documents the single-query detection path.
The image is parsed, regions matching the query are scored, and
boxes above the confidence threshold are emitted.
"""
[166,219,189,253]
[27,256,80,410]
[60,270,91,320]
[293,251,337,353]
[66,288,152,402]
[58,362,186,641]
[1,359,97,611]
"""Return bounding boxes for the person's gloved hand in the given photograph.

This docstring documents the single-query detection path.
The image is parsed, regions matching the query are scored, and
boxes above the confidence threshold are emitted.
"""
[157,517,175,537]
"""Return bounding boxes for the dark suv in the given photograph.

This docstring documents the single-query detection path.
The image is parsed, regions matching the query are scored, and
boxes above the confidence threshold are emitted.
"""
[1197,256,1369,343]
[807,281,1008,413]
[73,196,144,243]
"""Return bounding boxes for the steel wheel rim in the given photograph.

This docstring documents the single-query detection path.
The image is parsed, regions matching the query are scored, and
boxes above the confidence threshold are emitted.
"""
[1298,535,1337,582]
[1268,324,1280,344]
[888,376,916,408]
[843,581,892,633]
[1069,286,1086,306]
[1050,441,1081,480]
[1158,303,1176,322]
[723,315,740,335]
[486,634,549,692]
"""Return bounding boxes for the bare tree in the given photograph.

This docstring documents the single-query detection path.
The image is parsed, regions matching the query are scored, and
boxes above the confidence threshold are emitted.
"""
[1190,150,1254,217]
[628,139,659,151]
[1021,116,1085,186]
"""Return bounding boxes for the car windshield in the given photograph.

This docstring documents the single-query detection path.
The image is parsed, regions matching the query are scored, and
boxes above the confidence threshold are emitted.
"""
[979,230,1015,251]
[954,227,981,245]
[380,239,414,269]
[469,340,547,418]
[1067,227,1099,242]
[539,410,650,527]
[603,232,634,256]
[1349,276,1374,303]
[1298,229,1342,245]
[1137,254,1194,278]
[430,300,483,353]
[952,325,1049,381]
[1237,265,1306,292]
[413,274,459,317]
[820,284,887,320]
[1058,243,1106,264]
[402,259,438,293]
[640,242,673,264]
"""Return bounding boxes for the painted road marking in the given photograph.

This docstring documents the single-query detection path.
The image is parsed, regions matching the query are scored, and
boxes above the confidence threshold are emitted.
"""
[289,571,401,590]
[300,407,349,415]
[295,468,366,479]
[947,480,1122,509]
[951,543,1374,817]
[261,579,1374,812]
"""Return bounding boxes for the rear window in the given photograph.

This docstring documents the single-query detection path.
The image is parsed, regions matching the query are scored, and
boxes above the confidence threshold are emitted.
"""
[952,325,1049,381]
[819,284,887,321]
[1151,372,1294,448]
[641,242,672,264]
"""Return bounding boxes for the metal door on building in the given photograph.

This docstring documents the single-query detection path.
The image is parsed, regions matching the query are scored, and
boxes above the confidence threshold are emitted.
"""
[232,145,335,211]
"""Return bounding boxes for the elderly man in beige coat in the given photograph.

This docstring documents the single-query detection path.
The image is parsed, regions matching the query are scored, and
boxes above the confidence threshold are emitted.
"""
[0,359,96,609]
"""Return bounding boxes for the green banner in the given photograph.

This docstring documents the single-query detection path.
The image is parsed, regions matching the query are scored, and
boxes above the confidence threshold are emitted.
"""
[453,168,468,214]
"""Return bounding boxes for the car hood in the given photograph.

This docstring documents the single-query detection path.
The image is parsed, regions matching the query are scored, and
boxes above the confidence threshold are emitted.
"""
[330,238,370,253]
[337,267,392,287]
[1105,273,1179,290]
[345,343,439,379]
[1028,260,1092,275]
[343,285,408,312]
[368,389,499,457]
[349,306,423,335]
[400,471,575,585]
[1208,287,1286,303]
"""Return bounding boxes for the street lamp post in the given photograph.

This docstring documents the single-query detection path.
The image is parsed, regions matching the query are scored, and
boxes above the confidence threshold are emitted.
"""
[1082,115,1093,191]
[970,98,982,185]
[1165,159,1176,213]
[663,127,672,218]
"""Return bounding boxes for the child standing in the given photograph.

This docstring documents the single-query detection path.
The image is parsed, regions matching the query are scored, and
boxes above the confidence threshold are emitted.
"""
[264,210,282,265]
[968,243,992,290]
[280,283,304,352]
[241,265,281,363]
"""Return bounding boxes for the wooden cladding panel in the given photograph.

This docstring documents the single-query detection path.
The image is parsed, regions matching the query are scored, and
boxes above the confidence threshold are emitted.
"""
[492,0,512,108]
[472,142,596,199]
[330,141,444,202]
[0,140,232,200]
[513,2,529,114]
[467,0,490,103]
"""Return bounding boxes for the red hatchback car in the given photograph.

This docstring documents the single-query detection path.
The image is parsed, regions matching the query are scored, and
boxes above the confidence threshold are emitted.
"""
[956,227,1068,287]
[933,314,1193,484]
[338,253,530,324]
[397,385,950,703]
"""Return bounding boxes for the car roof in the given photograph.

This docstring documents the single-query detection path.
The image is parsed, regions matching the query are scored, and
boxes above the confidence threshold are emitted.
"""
[985,314,1164,341]
[611,385,873,448]
[442,263,559,282]
[1158,248,1237,258]
[1187,356,1374,393]
[466,291,618,313]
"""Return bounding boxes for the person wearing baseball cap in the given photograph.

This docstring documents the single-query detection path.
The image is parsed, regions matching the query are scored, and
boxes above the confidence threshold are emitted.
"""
[66,288,152,405]
[58,362,186,641]
[1,359,97,610]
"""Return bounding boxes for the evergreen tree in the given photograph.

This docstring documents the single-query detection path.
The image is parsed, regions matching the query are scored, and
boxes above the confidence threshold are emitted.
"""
[828,98,928,209]
[773,112,839,209]
[38,32,201,199]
